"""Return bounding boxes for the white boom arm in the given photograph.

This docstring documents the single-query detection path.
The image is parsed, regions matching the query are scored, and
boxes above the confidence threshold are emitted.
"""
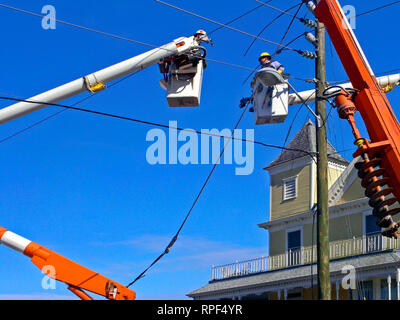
[288,73,400,106]
[0,34,204,124]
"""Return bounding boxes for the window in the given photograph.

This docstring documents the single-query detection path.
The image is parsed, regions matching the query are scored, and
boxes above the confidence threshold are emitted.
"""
[365,214,381,235]
[287,229,302,266]
[283,176,297,201]
[287,230,301,251]
[381,279,398,300]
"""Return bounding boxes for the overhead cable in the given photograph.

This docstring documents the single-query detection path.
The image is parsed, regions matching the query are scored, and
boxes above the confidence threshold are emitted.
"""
[243,3,302,57]
[0,95,318,158]
[154,0,299,52]
[208,0,272,35]
[126,100,251,287]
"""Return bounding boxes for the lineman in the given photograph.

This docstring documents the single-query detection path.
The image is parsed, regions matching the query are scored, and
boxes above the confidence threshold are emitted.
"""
[258,52,285,74]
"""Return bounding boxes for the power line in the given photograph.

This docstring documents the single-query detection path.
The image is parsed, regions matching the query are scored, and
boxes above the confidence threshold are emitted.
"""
[276,32,307,55]
[208,1,271,35]
[270,2,304,61]
[0,3,263,74]
[154,0,299,52]
[0,2,314,86]
[0,69,143,145]
[127,100,251,287]
[282,90,316,148]
[254,0,302,19]
[0,95,318,158]
[243,3,302,57]
[0,3,159,49]
[356,0,400,17]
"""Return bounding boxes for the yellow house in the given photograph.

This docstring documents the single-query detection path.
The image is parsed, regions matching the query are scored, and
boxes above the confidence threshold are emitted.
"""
[188,120,400,300]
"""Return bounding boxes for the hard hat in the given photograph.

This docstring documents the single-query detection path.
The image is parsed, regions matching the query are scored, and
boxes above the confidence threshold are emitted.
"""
[259,52,271,61]
[194,30,207,36]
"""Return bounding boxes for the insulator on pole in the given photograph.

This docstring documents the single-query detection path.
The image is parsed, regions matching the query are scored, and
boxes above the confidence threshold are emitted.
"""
[306,1,316,14]
[300,18,318,28]
[298,50,317,59]
[305,32,319,47]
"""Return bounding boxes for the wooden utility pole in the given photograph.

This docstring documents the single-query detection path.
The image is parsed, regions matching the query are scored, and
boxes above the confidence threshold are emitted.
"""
[315,21,331,300]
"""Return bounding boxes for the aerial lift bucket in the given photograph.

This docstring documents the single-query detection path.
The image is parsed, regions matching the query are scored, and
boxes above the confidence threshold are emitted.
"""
[255,67,285,86]
[251,67,289,125]
[160,59,205,107]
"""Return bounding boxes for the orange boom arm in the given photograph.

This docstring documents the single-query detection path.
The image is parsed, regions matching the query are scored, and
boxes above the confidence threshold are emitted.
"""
[313,0,400,237]
[0,226,136,300]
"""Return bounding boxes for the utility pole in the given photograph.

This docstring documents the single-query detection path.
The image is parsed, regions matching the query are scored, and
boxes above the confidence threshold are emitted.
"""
[315,21,331,300]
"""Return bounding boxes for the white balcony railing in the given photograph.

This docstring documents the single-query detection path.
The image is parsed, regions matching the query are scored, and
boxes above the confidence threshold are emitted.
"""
[211,234,400,281]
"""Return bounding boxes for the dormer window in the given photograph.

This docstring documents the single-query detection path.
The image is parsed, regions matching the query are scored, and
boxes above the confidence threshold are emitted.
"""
[283,176,297,201]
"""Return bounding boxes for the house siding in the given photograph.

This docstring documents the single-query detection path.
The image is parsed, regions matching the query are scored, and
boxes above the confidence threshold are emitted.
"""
[269,230,286,256]
[337,177,365,205]
[269,212,364,256]
[270,164,311,221]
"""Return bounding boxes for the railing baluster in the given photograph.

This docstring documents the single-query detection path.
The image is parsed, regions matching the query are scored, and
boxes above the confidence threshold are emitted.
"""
[210,234,396,281]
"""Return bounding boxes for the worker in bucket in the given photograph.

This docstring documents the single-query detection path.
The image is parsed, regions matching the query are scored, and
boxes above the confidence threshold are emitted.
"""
[258,52,285,74]
[245,52,285,113]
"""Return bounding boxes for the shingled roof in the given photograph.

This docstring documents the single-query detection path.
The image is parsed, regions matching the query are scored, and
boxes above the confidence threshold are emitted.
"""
[265,119,349,170]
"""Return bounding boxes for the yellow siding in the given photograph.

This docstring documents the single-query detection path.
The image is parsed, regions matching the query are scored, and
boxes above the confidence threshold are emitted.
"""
[313,165,345,206]
[271,212,363,256]
[328,167,344,189]
[269,230,286,256]
[303,223,316,248]
[330,214,363,240]
[337,176,364,205]
[270,164,311,221]
[303,214,363,247]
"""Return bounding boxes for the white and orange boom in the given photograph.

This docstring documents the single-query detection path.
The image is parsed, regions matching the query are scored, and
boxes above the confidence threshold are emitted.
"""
[0,226,136,300]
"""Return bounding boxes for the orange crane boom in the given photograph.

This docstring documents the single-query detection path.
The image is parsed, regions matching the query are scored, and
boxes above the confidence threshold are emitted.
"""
[313,0,400,237]
[0,226,136,300]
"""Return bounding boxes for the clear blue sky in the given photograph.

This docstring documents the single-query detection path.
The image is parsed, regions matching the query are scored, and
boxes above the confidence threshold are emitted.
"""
[0,0,399,300]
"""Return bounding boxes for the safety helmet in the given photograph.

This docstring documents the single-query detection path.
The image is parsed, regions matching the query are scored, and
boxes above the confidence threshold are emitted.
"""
[259,52,271,61]
[194,30,207,36]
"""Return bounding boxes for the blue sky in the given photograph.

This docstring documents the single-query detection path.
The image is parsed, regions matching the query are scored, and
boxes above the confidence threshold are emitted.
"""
[0,0,399,300]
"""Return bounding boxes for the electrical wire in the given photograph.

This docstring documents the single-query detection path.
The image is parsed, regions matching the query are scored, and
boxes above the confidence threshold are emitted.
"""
[282,90,316,148]
[126,100,252,287]
[0,1,314,87]
[208,0,271,35]
[276,32,307,55]
[0,2,275,76]
[254,0,302,19]
[270,2,304,61]
[0,95,318,158]
[354,0,400,17]
[154,0,299,52]
[243,3,302,57]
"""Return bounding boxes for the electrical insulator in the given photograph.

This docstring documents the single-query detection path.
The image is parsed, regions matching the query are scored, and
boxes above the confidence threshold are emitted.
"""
[305,32,318,47]
[306,1,316,13]
[299,50,317,59]
[300,18,318,28]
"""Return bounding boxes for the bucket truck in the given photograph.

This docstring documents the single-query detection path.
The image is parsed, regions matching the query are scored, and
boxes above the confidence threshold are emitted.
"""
[0,30,212,299]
